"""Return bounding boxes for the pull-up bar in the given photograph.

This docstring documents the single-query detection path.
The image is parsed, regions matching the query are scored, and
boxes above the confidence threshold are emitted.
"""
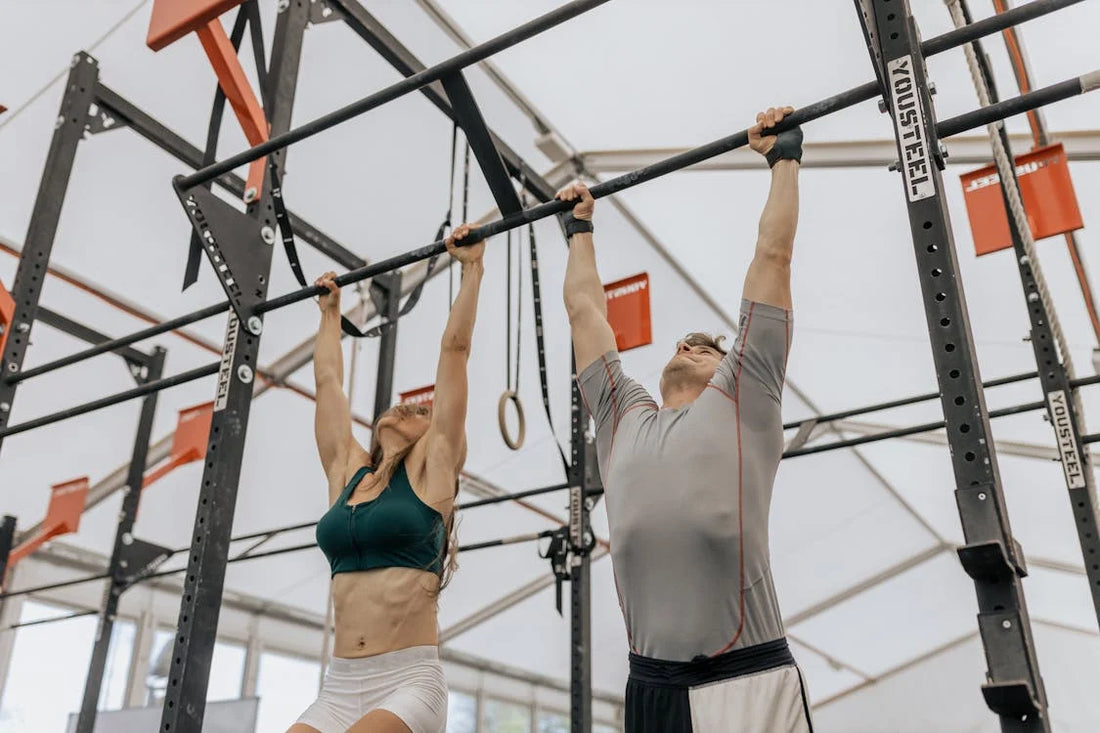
[177,0,1084,193]
[5,1,1093,417]
[252,68,1100,315]
[177,0,614,190]
[8,69,1096,421]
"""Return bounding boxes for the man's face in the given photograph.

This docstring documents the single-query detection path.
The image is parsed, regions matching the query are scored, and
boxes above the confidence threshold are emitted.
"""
[659,337,724,398]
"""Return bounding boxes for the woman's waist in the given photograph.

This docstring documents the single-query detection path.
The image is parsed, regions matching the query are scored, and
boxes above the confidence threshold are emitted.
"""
[332,565,442,596]
[325,644,441,681]
[331,569,439,652]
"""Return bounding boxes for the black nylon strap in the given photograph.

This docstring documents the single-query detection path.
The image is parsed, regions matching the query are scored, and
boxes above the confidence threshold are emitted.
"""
[524,199,569,473]
[243,0,270,112]
[183,5,250,291]
[450,136,471,308]
[270,161,442,339]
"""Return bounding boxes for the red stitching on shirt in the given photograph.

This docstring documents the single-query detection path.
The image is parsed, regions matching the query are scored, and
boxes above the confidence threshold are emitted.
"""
[612,568,638,653]
[782,310,791,390]
[706,383,736,404]
[623,401,657,418]
[711,302,754,657]
[602,356,621,461]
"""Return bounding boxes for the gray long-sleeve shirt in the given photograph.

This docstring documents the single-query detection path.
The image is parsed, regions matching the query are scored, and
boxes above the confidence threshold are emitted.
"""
[578,299,792,662]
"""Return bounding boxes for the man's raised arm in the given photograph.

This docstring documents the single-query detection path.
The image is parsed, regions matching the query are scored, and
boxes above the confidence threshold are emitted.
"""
[743,106,802,310]
[560,182,617,373]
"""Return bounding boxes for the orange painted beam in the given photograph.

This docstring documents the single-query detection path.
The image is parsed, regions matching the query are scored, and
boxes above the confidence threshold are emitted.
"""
[195,18,269,200]
[147,0,244,52]
[0,280,14,359]
[6,477,89,568]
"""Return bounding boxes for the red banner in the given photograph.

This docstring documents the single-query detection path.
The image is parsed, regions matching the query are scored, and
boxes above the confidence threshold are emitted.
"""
[961,143,1084,256]
[604,273,652,353]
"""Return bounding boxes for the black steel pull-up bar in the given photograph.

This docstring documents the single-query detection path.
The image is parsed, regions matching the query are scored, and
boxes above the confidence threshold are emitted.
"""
[7,70,1095,434]
[0,362,218,439]
[782,369,1039,431]
[176,0,1083,194]
[176,0,614,191]
[7,0,1084,394]
[252,68,1099,315]
[2,0,1091,455]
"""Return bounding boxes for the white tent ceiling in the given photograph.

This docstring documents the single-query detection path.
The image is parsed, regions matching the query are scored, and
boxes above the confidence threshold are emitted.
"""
[2,0,1099,729]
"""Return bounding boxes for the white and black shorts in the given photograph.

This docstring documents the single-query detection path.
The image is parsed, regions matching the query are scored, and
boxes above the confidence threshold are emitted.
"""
[625,638,813,733]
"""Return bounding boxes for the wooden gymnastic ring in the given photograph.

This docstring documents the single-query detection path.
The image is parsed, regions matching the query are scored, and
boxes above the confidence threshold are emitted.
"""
[497,390,526,450]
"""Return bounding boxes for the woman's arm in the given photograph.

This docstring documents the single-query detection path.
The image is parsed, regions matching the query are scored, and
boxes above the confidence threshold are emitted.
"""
[313,272,354,482]
[426,224,485,471]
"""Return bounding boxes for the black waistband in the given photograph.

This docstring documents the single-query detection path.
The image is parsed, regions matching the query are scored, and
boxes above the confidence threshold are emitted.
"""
[628,638,794,688]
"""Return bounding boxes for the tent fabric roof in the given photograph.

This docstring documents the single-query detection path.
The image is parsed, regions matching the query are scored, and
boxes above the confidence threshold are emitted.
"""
[2,0,1099,729]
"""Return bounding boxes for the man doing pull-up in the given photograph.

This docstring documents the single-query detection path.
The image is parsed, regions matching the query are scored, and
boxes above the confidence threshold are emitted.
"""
[561,106,812,733]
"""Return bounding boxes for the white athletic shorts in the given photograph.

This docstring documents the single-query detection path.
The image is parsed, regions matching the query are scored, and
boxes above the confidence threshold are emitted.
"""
[295,645,447,732]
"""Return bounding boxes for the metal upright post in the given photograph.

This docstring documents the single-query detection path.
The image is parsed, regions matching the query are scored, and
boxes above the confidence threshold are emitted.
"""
[158,4,310,731]
[76,347,165,732]
[0,53,99,460]
[947,1,1100,629]
[370,271,402,420]
[857,1,1048,729]
[569,353,594,733]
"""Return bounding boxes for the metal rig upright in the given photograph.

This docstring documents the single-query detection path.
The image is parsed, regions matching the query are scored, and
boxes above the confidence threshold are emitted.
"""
[857,0,1048,729]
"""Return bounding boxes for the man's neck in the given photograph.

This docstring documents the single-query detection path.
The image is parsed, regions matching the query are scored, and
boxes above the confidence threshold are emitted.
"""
[661,383,705,410]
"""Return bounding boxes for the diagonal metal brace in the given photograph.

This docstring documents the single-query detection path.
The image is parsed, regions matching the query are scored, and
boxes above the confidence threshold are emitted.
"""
[440,71,523,216]
[172,177,269,327]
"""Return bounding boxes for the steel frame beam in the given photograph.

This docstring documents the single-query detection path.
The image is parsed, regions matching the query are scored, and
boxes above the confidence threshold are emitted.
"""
[858,0,1048,727]
[35,306,150,369]
[438,71,523,215]
[91,83,365,270]
[76,348,165,732]
[158,4,310,730]
[0,53,100,458]
[324,0,559,202]
[179,0,612,191]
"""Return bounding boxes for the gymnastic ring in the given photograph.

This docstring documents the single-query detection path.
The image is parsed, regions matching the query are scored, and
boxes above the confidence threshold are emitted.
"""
[497,390,526,450]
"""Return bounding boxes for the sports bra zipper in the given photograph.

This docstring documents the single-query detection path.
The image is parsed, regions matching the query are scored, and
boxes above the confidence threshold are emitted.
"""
[348,504,361,565]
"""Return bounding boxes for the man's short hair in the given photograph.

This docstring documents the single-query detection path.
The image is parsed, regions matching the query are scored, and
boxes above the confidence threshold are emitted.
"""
[681,332,728,356]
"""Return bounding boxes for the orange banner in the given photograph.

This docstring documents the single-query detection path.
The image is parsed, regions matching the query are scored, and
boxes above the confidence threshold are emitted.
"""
[0,280,13,358]
[604,273,652,352]
[961,143,1084,256]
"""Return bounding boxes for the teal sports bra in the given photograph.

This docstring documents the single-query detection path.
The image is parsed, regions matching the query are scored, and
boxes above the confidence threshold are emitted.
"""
[316,462,445,577]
